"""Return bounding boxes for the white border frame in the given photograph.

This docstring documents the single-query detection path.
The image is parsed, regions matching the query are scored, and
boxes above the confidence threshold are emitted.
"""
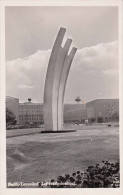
[0,0,123,195]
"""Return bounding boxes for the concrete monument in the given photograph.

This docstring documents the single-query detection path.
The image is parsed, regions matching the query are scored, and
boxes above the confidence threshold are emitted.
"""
[43,27,77,131]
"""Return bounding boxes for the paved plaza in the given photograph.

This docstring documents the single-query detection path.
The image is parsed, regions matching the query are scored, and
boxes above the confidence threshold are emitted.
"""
[7,125,119,183]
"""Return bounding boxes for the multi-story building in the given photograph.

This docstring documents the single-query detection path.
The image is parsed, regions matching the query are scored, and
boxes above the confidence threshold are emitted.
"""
[19,100,87,125]
[64,103,87,123]
[86,99,119,123]
[6,97,119,125]
[19,98,43,125]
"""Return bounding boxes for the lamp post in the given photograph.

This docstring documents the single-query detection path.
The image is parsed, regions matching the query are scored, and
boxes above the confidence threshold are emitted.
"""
[82,100,86,124]
[75,96,81,124]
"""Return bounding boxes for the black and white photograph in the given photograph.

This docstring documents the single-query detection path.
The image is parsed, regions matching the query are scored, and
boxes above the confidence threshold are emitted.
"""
[0,0,123,193]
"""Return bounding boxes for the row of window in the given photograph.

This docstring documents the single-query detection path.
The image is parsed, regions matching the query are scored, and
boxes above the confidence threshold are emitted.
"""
[19,114,43,121]
[19,111,42,114]
[19,106,42,110]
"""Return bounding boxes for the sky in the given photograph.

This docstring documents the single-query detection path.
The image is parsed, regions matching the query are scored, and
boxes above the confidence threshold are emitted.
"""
[6,6,119,103]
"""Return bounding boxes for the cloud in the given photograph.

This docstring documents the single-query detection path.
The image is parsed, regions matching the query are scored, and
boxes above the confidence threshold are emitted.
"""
[19,84,34,89]
[74,41,118,74]
[6,41,118,103]
[6,50,50,102]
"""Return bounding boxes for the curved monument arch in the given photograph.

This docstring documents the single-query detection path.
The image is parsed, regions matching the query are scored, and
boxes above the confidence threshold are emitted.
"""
[43,27,77,131]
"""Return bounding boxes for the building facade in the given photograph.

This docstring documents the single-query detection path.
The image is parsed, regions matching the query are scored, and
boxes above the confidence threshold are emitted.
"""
[19,99,43,125]
[19,100,87,125]
[64,103,87,123]
[86,99,119,123]
[6,97,119,125]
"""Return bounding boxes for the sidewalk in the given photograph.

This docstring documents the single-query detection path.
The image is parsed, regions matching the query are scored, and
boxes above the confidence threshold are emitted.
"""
[6,128,43,138]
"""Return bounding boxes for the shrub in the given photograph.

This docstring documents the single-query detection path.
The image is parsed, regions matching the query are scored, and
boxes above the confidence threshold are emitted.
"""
[39,161,120,188]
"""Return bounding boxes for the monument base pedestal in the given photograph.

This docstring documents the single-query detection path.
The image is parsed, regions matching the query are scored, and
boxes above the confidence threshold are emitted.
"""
[41,130,76,133]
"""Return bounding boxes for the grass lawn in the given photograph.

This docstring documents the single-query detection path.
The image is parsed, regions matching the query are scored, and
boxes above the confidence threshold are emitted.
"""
[7,126,119,184]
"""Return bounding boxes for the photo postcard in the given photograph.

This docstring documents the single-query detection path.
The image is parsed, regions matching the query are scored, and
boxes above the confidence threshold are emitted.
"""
[0,0,123,194]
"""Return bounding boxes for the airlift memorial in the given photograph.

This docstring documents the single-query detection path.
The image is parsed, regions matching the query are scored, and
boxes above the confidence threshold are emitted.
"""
[43,27,77,131]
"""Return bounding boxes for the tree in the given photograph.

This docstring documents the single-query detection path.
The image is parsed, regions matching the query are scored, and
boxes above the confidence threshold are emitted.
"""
[6,108,16,126]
